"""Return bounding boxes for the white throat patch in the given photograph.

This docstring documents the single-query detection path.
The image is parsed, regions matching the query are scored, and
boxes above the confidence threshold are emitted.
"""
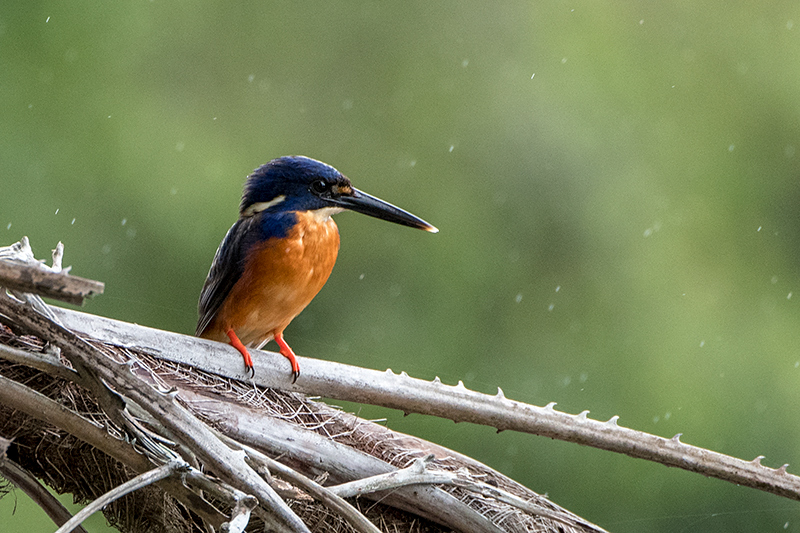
[310,207,344,222]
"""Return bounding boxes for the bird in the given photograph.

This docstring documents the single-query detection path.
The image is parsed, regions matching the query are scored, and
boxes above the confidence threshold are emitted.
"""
[197,156,437,382]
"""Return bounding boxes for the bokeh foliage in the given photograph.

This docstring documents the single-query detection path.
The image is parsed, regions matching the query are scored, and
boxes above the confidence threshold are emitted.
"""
[3,2,800,531]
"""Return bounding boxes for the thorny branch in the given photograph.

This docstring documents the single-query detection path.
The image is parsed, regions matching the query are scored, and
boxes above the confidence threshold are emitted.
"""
[3,237,800,533]
[50,304,800,503]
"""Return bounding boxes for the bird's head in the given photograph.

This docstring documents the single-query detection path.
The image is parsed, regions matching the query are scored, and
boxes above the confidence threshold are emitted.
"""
[240,156,438,233]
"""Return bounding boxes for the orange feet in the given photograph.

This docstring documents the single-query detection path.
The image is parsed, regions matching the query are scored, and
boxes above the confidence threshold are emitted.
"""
[226,329,254,377]
[274,331,300,383]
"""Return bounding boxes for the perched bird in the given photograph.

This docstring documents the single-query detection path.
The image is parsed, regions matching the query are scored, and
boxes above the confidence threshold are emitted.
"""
[197,156,437,382]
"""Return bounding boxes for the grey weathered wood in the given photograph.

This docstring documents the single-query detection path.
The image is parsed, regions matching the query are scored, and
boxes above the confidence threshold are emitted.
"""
[0,261,104,305]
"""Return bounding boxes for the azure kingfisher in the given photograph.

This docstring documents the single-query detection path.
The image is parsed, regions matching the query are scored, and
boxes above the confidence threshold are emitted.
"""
[197,156,437,382]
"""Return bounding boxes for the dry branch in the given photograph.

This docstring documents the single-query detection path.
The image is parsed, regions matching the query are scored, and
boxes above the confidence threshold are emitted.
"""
[0,239,103,305]
[3,237,798,533]
[50,305,800,502]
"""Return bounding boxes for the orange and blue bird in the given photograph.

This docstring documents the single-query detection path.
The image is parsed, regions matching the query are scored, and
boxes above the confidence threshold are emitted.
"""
[197,156,437,382]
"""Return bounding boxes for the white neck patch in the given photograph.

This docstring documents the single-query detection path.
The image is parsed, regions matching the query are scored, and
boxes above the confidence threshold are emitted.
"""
[309,207,344,222]
[242,195,286,217]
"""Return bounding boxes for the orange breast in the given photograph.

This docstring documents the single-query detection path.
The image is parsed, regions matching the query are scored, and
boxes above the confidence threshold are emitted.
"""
[207,211,340,347]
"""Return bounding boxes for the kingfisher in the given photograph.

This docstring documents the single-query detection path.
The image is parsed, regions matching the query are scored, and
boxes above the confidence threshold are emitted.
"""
[197,156,437,382]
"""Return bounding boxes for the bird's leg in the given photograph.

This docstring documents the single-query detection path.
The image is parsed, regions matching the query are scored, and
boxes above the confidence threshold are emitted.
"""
[226,329,255,377]
[274,332,300,383]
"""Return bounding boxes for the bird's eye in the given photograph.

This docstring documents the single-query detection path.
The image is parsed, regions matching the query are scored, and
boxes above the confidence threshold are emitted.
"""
[310,180,329,195]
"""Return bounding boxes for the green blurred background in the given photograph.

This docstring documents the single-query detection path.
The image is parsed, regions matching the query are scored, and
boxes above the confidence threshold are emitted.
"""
[3,1,800,531]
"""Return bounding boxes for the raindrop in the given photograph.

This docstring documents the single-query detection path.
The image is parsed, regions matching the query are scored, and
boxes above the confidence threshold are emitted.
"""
[248,74,255,82]
[548,303,555,311]
[71,218,75,225]
[176,142,185,152]
[515,293,523,303]
[530,73,535,79]
[555,285,561,292]
[699,340,705,347]
[46,16,50,23]
[6,223,11,230]
[757,226,762,232]
[728,144,735,152]
[449,145,454,153]
[788,292,793,300]
[121,218,127,226]
[358,273,365,280]
[462,59,469,67]
[54,208,59,215]
[561,57,567,64]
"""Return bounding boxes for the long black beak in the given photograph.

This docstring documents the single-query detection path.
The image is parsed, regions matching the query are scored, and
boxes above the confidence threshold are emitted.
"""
[328,187,438,233]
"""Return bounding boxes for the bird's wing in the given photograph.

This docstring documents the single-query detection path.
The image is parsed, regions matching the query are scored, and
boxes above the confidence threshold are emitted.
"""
[196,217,253,336]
